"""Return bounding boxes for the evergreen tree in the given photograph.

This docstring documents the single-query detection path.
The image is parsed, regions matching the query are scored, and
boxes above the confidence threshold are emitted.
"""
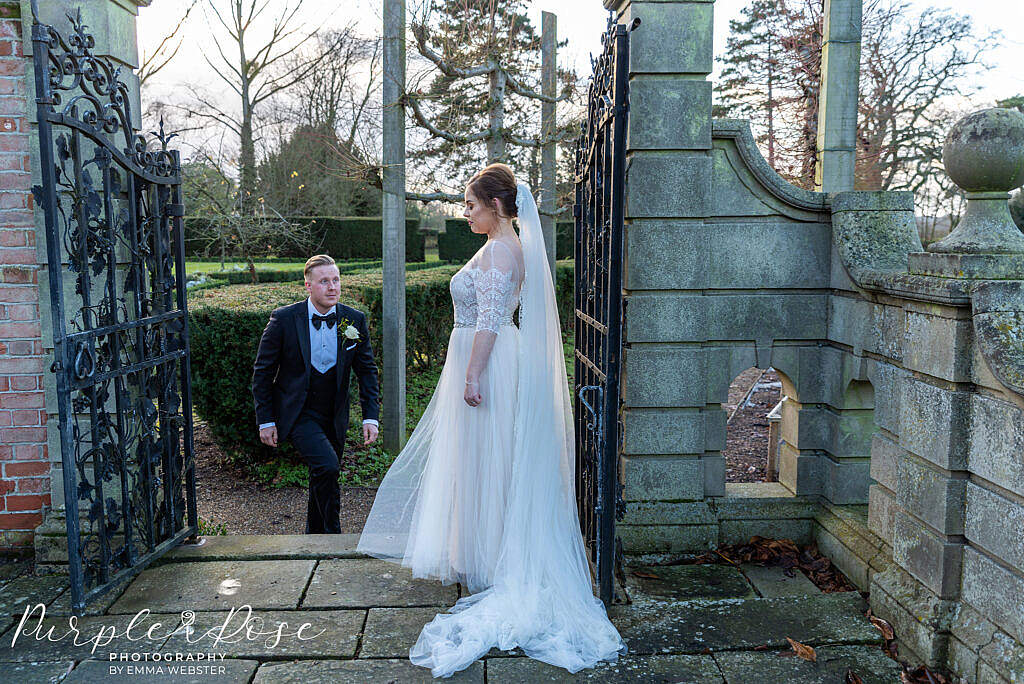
[714,0,802,172]
[403,0,579,201]
[257,122,381,216]
[997,95,1024,115]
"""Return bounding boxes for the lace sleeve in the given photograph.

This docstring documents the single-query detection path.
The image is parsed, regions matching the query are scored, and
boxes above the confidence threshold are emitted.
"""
[473,241,519,334]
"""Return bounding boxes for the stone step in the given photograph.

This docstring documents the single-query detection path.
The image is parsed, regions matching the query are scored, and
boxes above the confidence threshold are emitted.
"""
[623,561,823,603]
[158,534,365,563]
[608,591,881,655]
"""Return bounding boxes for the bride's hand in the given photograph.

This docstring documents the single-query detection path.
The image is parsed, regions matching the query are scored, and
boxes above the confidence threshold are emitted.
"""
[464,379,482,407]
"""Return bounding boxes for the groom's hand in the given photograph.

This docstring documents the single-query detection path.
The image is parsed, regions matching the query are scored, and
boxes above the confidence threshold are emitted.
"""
[259,426,278,448]
[363,423,379,445]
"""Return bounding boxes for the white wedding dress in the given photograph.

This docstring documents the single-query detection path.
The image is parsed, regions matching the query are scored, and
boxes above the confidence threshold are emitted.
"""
[357,182,626,678]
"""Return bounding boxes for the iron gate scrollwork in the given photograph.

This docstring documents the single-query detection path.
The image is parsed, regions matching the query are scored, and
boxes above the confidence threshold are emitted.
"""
[573,15,635,607]
[30,7,198,614]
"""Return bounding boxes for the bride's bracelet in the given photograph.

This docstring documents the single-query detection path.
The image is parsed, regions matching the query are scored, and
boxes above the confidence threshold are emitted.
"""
[465,379,478,384]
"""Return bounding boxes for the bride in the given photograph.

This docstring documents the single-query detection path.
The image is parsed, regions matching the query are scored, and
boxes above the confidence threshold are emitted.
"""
[357,163,627,677]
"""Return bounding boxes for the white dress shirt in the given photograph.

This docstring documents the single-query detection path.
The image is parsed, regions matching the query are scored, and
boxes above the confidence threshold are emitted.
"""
[258,299,379,431]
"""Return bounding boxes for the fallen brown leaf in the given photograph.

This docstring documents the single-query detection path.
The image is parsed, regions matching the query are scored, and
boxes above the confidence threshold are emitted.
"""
[846,670,865,684]
[901,665,951,684]
[631,570,661,580]
[786,637,817,662]
[673,537,857,592]
[870,614,895,641]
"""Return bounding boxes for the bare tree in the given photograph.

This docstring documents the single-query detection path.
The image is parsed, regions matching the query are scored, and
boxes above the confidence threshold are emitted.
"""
[281,26,383,139]
[172,0,344,213]
[138,0,201,87]
[714,0,993,196]
[260,24,385,191]
[857,2,991,193]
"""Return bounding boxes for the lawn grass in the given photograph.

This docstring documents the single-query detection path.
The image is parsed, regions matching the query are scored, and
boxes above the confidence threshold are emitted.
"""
[185,260,307,275]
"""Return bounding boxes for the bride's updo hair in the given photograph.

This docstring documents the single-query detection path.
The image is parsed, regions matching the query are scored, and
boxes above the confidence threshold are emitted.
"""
[467,163,518,219]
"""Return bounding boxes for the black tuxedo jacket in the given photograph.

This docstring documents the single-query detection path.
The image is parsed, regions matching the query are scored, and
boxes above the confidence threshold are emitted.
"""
[251,300,381,442]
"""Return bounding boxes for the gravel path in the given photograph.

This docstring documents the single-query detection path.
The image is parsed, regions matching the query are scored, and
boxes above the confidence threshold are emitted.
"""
[722,368,781,483]
[193,424,376,535]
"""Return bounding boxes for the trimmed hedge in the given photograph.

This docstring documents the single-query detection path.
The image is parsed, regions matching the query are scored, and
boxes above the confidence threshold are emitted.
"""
[188,261,574,463]
[184,216,425,262]
[438,219,574,263]
[310,217,425,262]
[206,269,302,285]
[201,259,446,285]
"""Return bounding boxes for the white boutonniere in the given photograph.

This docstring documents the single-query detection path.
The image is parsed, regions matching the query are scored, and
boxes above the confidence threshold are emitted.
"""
[335,319,360,337]
[336,318,360,348]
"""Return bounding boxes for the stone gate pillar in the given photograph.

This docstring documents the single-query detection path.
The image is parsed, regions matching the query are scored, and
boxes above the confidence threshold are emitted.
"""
[604,0,720,554]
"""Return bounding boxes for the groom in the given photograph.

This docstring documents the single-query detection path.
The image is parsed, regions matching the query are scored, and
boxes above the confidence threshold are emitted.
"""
[251,254,381,534]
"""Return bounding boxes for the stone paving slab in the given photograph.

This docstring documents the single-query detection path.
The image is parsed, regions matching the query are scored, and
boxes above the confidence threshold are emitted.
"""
[0,573,71,636]
[65,657,259,683]
[0,559,31,586]
[0,661,74,683]
[740,564,821,598]
[485,654,725,682]
[108,560,316,614]
[253,658,484,682]
[0,613,181,661]
[303,558,458,609]
[0,574,71,617]
[159,609,364,659]
[46,574,135,617]
[714,645,903,683]
[161,535,364,563]
[360,607,442,659]
[624,564,756,602]
[608,592,881,656]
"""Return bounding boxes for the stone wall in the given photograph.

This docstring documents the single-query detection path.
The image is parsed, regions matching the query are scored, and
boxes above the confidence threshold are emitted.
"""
[849,111,1024,682]
[610,0,873,558]
[608,1,1024,680]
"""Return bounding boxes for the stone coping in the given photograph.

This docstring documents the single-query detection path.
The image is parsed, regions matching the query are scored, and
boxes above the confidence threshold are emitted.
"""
[909,252,1024,280]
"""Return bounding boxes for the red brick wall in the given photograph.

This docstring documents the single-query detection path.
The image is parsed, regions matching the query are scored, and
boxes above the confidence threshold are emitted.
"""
[0,3,49,555]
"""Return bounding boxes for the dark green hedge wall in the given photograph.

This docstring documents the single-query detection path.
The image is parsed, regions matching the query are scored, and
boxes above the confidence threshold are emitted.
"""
[184,216,425,262]
[438,219,574,263]
[188,261,574,463]
[199,259,443,285]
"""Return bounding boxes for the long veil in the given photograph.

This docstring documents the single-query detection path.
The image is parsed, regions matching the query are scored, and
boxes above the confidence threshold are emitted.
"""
[408,181,627,676]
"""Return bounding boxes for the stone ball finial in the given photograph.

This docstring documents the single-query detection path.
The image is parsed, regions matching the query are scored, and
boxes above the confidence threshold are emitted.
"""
[929,108,1024,254]
[942,108,1024,193]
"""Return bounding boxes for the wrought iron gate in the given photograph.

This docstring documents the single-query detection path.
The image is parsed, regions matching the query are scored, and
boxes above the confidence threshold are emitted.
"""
[572,16,634,606]
[31,8,197,614]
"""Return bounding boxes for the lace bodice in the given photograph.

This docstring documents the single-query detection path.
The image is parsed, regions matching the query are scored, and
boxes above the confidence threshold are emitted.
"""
[449,238,524,333]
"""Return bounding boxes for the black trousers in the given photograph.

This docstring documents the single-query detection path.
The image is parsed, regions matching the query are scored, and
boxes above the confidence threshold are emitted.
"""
[289,408,343,534]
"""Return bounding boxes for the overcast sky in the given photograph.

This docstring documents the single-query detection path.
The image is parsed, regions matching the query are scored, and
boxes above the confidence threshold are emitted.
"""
[138,0,1022,101]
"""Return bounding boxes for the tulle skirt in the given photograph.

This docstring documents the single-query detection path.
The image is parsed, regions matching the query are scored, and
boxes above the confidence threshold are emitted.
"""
[357,322,626,678]
[357,323,520,594]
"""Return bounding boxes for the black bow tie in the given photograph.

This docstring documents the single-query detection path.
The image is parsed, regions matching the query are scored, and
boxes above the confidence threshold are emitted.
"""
[311,312,337,330]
